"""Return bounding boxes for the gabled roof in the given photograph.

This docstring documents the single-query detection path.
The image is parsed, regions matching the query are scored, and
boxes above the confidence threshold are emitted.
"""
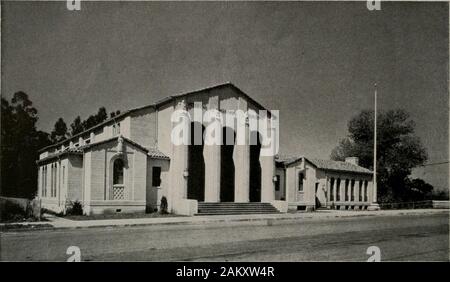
[37,136,169,164]
[275,155,304,167]
[307,158,372,174]
[36,147,83,164]
[39,82,269,153]
[275,155,372,175]
[38,104,155,153]
[153,82,270,113]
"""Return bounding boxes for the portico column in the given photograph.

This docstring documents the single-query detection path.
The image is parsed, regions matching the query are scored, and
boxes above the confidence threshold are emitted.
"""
[171,143,188,210]
[203,142,221,202]
[169,99,189,213]
[203,96,221,202]
[38,166,42,197]
[260,155,275,202]
[260,121,275,202]
[234,114,250,202]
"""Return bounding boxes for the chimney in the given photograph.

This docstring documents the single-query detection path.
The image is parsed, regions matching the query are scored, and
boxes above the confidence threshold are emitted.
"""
[345,157,359,166]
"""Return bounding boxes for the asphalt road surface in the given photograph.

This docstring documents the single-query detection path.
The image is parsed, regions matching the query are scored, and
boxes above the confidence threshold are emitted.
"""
[1,212,448,261]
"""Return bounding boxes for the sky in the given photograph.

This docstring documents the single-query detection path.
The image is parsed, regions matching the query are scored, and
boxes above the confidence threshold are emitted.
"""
[1,1,448,190]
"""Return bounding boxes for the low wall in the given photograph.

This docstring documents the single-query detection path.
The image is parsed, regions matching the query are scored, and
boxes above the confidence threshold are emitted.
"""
[0,196,29,209]
[87,200,146,215]
[40,198,65,214]
[270,200,288,213]
[0,196,41,220]
[432,200,449,209]
[172,199,198,216]
[379,201,433,210]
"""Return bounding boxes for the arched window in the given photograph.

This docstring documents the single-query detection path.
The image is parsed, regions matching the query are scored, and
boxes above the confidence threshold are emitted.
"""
[112,158,125,200]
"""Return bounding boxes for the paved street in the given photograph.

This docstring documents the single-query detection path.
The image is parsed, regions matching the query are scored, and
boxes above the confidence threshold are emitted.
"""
[1,212,448,261]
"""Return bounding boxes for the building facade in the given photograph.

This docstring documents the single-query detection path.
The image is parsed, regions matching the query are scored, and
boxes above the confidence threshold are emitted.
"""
[37,83,281,216]
[37,82,377,216]
[275,156,376,211]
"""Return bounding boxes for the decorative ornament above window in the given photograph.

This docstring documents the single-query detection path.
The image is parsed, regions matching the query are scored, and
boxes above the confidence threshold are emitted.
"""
[117,135,124,154]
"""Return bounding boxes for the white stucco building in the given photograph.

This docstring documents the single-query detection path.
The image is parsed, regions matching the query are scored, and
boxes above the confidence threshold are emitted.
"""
[275,156,375,211]
[37,83,376,216]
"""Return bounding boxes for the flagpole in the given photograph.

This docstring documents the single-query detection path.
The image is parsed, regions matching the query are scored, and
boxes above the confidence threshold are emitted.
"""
[373,83,378,204]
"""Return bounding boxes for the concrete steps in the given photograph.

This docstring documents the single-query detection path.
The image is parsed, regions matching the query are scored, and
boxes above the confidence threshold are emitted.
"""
[196,202,280,215]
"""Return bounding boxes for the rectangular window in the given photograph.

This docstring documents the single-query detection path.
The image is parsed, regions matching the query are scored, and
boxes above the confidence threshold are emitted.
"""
[298,173,304,192]
[152,167,161,187]
[275,175,280,191]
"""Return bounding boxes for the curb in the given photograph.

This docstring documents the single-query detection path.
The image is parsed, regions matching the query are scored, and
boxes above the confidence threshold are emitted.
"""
[1,209,448,233]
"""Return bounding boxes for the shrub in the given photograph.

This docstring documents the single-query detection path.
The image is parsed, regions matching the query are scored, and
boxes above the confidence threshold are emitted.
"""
[0,200,27,222]
[160,196,168,214]
[66,200,83,216]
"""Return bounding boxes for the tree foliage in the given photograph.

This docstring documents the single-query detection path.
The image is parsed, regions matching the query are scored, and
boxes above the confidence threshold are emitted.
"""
[50,117,68,143]
[1,92,51,198]
[331,109,430,202]
[1,91,120,198]
[68,107,114,137]
[70,116,84,136]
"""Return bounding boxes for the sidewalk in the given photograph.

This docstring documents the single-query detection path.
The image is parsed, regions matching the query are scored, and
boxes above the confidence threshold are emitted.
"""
[1,208,447,232]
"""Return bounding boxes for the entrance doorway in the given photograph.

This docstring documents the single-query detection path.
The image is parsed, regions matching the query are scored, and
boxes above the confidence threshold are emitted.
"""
[187,122,205,201]
[249,131,261,202]
[220,127,235,202]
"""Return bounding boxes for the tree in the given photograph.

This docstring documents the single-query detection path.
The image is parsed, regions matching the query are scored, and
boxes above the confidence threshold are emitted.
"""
[1,92,51,198]
[68,107,116,137]
[331,109,428,202]
[78,107,109,133]
[70,116,84,136]
[95,107,107,123]
[50,117,68,143]
[110,110,121,118]
[405,178,433,201]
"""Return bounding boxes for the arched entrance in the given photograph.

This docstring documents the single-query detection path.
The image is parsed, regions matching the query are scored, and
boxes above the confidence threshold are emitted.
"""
[187,122,205,201]
[249,131,261,202]
[220,127,235,202]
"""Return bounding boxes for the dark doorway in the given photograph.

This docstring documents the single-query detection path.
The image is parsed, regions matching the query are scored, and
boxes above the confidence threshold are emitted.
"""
[220,127,235,202]
[249,131,261,202]
[187,122,205,201]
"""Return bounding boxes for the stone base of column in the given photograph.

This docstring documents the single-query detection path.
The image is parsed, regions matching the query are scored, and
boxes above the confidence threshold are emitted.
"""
[367,203,380,211]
